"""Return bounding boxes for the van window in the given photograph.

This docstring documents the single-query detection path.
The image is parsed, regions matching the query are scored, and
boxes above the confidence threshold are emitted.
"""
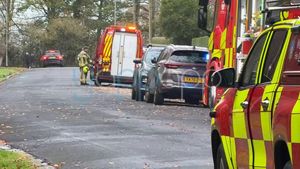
[261,30,287,83]
[240,33,268,87]
[281,32,300,85]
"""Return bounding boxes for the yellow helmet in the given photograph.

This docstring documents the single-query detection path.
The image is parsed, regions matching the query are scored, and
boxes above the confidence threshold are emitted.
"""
[83,66,89,73]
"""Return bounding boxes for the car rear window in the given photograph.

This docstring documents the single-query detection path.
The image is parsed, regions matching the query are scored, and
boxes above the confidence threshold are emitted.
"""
[170,50,208,64]
[46,53,60,56]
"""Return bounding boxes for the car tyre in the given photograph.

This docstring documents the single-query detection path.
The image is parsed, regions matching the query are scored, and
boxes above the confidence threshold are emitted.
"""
[145,91,154,103]
[283,161,292,169]
[135,80,144,101]
[131,88,136,100]
[153,88,164,105]
[216,144,229,169]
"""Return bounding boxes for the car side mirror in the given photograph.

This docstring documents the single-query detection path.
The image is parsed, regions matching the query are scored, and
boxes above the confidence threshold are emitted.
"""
[151,58,157,64]
[212,68,236,88]
[133,59,142,64]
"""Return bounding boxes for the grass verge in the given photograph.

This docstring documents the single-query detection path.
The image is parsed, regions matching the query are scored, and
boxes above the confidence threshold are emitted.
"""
[0,150,37,169]
[0,67,25,82]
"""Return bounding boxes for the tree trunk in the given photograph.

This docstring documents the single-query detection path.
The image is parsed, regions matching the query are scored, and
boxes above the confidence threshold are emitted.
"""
[133,0,140,28]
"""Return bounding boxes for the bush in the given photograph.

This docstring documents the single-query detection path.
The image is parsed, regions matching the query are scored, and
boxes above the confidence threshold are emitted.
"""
[192,36,209,48]
[150,37,172,45]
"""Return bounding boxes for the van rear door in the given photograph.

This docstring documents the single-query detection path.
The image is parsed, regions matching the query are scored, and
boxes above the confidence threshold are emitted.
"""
[111,32,137,77]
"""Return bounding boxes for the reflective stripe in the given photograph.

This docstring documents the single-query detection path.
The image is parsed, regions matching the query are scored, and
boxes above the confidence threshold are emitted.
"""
[221,136,235,169]
[252,140,267,167]
[232,89,249,139]
[291,93,300,143]
[209,32,214,51]
[233,26,237,50]
[233,113,248,139]
[221,29,227,49]
[230,137,237,169]
[288,142,293,162]
[225,48,230,68]
[212,49,222,59]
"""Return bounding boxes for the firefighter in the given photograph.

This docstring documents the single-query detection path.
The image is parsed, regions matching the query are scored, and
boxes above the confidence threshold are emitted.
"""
[77,47,92,85]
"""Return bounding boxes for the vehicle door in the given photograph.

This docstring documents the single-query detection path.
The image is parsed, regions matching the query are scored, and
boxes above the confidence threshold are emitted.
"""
[230,32,269,168]
[247,28,289,168]
[148,49,167,94]
[111,32,137,77]
[273,29,300,169]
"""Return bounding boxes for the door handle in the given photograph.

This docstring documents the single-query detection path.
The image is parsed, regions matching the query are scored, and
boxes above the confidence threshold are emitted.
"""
[240,101,249,109]
[261,98,270,111]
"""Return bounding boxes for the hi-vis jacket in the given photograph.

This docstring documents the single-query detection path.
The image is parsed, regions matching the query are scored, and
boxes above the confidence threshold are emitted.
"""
[78,51,91,68]
[211,19,300,169]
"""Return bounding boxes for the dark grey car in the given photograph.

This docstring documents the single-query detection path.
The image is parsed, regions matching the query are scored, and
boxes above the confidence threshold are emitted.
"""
[131,46,165,101]
[145,45,208,105]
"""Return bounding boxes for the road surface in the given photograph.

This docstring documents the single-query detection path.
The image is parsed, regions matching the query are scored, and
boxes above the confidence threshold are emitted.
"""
[0,67,213,169]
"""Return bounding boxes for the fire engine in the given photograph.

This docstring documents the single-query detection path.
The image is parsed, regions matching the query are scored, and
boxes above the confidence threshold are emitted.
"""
[93,25,144,85]
[200,0,300,168]
[199,0,265,108]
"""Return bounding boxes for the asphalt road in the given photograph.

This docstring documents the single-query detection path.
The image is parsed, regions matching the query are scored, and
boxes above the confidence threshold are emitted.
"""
[0,67,213,169]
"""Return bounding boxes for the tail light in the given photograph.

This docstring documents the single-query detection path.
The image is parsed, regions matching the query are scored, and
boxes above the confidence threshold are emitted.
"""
[164,63,180,69]
[56,55,63,60]
[41,56,48,61]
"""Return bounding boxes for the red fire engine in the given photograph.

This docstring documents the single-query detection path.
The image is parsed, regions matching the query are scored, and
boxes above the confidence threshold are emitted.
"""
[93,25,144,85]
[199,0,264,107]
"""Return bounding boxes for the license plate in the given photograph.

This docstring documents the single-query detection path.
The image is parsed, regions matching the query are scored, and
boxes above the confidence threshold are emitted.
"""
[183,77,204,83]
[49,56,56,59]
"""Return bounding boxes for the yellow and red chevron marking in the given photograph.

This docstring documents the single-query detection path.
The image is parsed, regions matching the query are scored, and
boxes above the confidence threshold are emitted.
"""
[102,35,113,62]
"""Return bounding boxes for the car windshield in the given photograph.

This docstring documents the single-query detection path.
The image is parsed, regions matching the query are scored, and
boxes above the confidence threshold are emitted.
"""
[170,50,208,64]
[145,48,164,64]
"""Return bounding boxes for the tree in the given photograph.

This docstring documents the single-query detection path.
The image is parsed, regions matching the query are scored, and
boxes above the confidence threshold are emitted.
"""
[21,18,92,66]
[19,0,71,20]
[159,0,205,45]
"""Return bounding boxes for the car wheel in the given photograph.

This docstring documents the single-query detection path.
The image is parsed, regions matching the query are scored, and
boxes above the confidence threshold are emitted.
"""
[135,80,144,101]
[153,88,164,105]
[145,91,154,103]
[94,72,102,86]
[131,88,136,100]
[283,161,292,169]
[216,144,229,169]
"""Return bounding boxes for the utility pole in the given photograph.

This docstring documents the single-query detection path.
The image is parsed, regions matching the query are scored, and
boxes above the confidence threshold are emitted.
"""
[5,0,9,67]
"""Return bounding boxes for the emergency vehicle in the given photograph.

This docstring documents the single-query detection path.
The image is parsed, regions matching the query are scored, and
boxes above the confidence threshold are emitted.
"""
[93,25,144,85]
[198,0,264,108]
[203,1,300,169]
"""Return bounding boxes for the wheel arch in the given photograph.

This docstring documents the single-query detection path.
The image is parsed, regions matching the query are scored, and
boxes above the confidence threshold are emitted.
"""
[274,139,291,169]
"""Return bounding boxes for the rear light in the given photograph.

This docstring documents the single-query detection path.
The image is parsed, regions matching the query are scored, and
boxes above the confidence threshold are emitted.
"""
[164,63,180,69]
[42,56,48,60]
[57,56,63,60]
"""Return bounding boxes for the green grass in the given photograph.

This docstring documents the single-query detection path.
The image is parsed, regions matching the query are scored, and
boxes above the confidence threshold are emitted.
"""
[0,150,37,169]
[0,67,24,82]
